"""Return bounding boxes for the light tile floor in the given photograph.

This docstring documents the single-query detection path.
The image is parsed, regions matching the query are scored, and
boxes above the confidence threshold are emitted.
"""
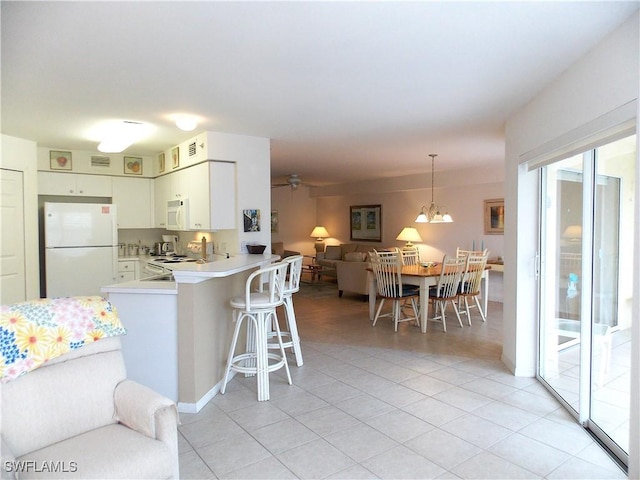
[178,284,626,479]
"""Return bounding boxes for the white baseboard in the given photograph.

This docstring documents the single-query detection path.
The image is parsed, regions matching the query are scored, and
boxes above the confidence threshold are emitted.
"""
[177,372,236,413]
[501,353,536,377]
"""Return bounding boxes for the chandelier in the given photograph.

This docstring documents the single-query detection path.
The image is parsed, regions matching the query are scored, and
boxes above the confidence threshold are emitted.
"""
[415,154,453,223]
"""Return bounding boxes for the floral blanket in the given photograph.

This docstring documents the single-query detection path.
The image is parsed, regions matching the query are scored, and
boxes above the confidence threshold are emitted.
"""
[0,296,126,383]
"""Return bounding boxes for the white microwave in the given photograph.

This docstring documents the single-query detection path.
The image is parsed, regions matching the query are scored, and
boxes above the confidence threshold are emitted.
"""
[166,198,189,231]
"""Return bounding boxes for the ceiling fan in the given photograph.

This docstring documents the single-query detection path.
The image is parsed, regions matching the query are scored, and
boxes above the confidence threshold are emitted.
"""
[272,173,303,191]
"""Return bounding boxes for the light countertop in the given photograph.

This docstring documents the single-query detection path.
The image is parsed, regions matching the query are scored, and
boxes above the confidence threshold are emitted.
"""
[101,278,178,295]
[103,254,281,293]
[170,254,280,283]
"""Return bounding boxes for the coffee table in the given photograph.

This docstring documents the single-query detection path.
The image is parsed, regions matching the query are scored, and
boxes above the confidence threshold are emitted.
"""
[301,262,324,283]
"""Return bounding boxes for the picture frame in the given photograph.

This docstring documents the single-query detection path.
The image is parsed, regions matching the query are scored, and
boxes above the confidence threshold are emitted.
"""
[350,204,382,242]
[50,150,72,171]
[124,156,143,175]
[90,155,110,168]
[158,152,165,173]
[243,209,260,232]
[171,147,179,169]
[484,198,505,235]
[271,210,279,233]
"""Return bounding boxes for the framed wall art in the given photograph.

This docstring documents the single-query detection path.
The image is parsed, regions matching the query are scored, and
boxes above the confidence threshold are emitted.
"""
[350,204,382,242]
[271,210,279,233]
[171,147,179,169]
[243,209,260,232]
[91,155,110,167]
[50,150,72,171]
[124,156,143,175]
[158,152,165,173]
[484,198,505,235]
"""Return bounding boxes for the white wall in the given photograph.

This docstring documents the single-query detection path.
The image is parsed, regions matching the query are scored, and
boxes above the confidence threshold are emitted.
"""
[37,147,154,177]
[202,132,272,253]
[271,185,318,256]
[1,135,39,299]
[505,12,639,476]
[273,164,505,301]
[504,11,639,373]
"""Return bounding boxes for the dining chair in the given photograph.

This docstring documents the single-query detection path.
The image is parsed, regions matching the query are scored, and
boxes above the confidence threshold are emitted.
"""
[457,252,489,324]
[370,249,420,332]
[400,246,420,265]
[428,255,466,332]
[399,246,421,314]
[456,247,489,258]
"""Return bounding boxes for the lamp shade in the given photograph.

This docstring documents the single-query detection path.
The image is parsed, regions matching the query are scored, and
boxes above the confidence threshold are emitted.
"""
[562,225,582,241]
[396,227,422,246]
[310,226,330,239]
[415,207,429,223]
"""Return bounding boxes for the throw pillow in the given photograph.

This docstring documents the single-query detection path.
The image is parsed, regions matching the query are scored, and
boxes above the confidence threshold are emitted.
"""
[325,245,342,260]
[341,244,357,257]
[344,252,367,262]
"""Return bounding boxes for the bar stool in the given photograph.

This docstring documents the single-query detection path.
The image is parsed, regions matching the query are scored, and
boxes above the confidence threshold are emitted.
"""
[268,255,304,366]
[220,261,292,401]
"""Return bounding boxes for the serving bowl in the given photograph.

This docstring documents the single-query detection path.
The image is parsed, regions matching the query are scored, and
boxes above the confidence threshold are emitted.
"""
[246,244,267,254]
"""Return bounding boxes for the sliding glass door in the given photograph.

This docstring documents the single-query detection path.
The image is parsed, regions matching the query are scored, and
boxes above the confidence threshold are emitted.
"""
[539,134,635,466]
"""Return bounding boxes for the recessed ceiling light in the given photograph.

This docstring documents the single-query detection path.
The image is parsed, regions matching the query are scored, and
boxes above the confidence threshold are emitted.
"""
[175,116,198,131]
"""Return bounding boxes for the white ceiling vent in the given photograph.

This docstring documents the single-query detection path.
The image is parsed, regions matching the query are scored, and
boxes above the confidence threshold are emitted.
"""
[188,142,196,157]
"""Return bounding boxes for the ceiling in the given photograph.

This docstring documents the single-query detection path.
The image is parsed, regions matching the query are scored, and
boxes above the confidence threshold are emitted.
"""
[2,1,638,187]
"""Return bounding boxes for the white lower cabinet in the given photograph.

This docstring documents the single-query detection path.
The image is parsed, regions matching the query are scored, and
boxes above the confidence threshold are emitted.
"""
[118,259,138,282]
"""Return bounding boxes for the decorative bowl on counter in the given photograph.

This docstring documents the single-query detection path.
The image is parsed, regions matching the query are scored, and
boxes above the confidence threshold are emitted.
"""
[246,244,267,254]
[420,261,436,268]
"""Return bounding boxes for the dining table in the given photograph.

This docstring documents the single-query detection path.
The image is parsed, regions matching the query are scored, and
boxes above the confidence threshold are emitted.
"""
[367,263,491,333]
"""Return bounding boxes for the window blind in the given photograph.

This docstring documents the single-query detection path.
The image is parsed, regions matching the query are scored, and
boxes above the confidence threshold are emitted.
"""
[519,99,637,171]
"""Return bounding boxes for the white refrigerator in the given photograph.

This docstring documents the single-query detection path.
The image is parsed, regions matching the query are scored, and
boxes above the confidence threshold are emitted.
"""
[45,202,118,298]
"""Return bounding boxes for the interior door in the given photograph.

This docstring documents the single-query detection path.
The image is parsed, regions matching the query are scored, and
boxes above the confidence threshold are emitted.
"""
[0,169,26,303]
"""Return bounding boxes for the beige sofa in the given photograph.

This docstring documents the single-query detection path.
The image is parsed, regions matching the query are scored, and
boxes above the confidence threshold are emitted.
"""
[1,336,179,479]
[316,243,379,297]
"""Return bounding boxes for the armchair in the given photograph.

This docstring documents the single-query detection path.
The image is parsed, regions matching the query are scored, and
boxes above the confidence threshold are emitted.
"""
[1,297,179,479]
[271,241,300,259]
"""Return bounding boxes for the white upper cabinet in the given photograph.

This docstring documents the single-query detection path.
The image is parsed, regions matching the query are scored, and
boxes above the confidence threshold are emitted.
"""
[112,177,153,229]
[38,171,112,197]
[154,174,171,228]
[153,161,236,231]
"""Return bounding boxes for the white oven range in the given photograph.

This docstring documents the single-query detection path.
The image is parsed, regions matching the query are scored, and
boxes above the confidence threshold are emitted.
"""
[143,255,198,278]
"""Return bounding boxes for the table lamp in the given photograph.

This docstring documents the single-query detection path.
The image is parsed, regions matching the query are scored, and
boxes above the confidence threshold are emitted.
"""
[310,226,330,253]
[396,227,422,247]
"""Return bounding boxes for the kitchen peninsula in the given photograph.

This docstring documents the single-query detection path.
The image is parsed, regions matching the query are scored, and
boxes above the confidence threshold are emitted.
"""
[102,253,279,413]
